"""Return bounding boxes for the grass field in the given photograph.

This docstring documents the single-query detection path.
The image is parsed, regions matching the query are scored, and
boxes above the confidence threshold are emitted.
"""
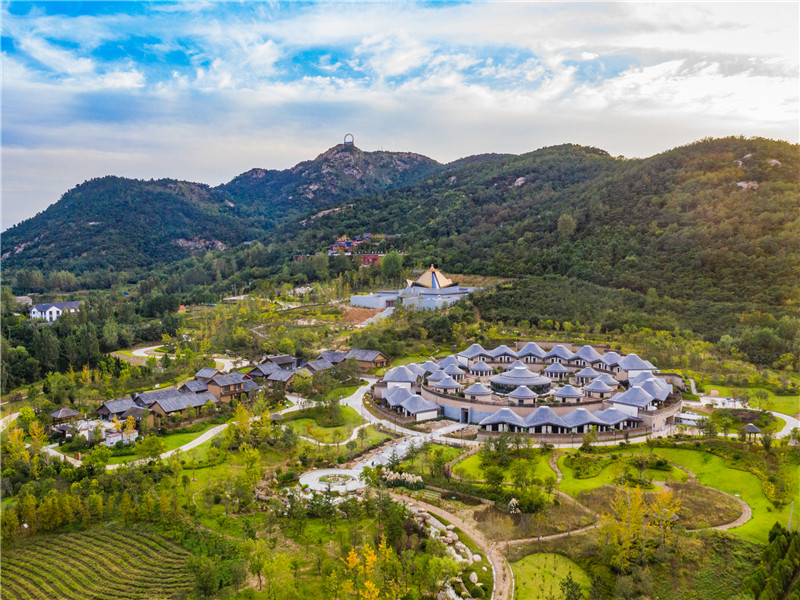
[284,405,363,443]
[557,451,687,497]
[452,451,557,483]
[642,447,792,543]
[511,553,590,600]
[0,529,192,600]
[701,383,800,416]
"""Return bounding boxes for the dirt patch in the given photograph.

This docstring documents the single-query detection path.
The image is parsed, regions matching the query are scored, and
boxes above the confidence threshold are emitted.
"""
[578,482,742,529]
[474,500,595,540]
[340,305,383,325]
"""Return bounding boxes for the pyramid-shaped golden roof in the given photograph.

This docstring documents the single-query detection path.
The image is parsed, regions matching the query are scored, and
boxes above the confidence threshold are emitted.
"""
[411,265,456,289]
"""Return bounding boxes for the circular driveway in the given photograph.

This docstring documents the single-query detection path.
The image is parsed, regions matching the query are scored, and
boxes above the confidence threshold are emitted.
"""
[299,468,365,492]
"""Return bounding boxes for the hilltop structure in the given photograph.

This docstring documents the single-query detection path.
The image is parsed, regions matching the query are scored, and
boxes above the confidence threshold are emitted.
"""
[350,265,475,310]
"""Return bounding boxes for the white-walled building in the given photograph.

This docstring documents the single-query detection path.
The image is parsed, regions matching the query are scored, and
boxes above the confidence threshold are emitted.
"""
[30,301,82,322]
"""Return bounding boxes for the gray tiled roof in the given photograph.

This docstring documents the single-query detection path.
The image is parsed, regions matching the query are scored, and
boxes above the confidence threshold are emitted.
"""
[181,380,208,393]
[458,343,489,359]
[211,372,249,387]
[610,386,655,408]
[152,394,192,414]
[561,408,605,429]
[505,360,528,371]
[305,358,334,372]
[490,366,551,387]
[594,408,641,425]
[383,365,419,383]
[51,407,80,419]
[433,376,462,390]
[268,369,295,383]
[464,382,492,396]
[509,386,537,400]
[249,363,279,377]
[420,361,441,374]
[155,391,218,413]
[523,406,567,428]
[437,355,463,369]
[385,387,413,407]
[469,360,493,373]
[427,369,446,382]
[443,363,465,376]
[406,363,427,377]
[554,385,583,398]
[33,300,82,312]
[584,379,615,393]
[480,408,525,427]
[544,345,574,361]
[575,366,601,379]
[345,348,384,362]
[99,397,137,415]
[573,345,603,363]
[489,345,518,358]
[594,373,619,386]
[195,367,222,379]
[618,353,653,371]
[318,350,348,364]
[135,389,183,406]
[517,342,546,358]
[121,406,146,420]
[242,380,261,393]
[266,354,296,366]
[543,362,569,374]
[600,351,622,367]
[399,395,439,415]
[639,379,670,401]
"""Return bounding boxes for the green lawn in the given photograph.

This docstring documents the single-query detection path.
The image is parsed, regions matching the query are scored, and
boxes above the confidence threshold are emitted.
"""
[53,420,222,465]
[326,385,361,402]
[642,447,794,544]
[702,384,800,416]
[557,453,626,497]
[511,553,590,600]
[453,451,557,484]
[284,405,363,443]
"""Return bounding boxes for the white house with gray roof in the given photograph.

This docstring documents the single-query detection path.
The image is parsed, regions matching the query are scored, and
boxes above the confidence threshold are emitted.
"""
[30,300,81,322]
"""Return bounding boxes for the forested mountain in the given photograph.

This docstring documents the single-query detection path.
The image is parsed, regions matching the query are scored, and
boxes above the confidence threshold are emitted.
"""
[1,144,440,282]
[287,138,799,307]
[4,136,799,338]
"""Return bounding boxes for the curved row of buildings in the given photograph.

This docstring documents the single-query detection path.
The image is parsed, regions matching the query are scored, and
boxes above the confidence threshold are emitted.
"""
[373,341,683,440]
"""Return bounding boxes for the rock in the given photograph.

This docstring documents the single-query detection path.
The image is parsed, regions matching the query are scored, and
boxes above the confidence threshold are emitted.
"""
[469,572,478,584]
[472,554,481,563]
[446,524,455,531]
[482,566,487,572]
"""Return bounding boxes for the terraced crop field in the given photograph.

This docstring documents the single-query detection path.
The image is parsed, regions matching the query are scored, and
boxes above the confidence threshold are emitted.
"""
[1,529,192,600]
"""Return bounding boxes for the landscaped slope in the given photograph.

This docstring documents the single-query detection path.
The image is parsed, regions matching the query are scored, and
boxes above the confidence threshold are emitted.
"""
[0,528,192,600]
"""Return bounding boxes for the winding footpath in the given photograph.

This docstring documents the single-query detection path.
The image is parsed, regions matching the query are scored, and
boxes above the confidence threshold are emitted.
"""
[390,492,514,600]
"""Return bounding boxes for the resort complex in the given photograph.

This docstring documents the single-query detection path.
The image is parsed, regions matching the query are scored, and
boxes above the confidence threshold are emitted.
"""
[374,341,683,440]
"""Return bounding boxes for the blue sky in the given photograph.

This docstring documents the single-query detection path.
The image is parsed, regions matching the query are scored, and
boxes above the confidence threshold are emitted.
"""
[2,1,798,227]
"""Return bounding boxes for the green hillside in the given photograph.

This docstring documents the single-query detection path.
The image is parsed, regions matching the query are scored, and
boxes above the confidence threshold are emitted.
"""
[3,137,798,341]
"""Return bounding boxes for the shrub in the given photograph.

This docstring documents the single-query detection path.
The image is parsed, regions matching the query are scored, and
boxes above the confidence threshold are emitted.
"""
[470,586,485,598]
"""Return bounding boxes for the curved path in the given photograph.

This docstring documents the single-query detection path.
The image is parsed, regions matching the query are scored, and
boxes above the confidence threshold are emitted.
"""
[390,492,514,600]
[130,345,239,372]
[0,412,21,432]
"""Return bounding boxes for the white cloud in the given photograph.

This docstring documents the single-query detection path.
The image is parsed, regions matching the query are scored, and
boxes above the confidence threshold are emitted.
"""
[1,1,797,228]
